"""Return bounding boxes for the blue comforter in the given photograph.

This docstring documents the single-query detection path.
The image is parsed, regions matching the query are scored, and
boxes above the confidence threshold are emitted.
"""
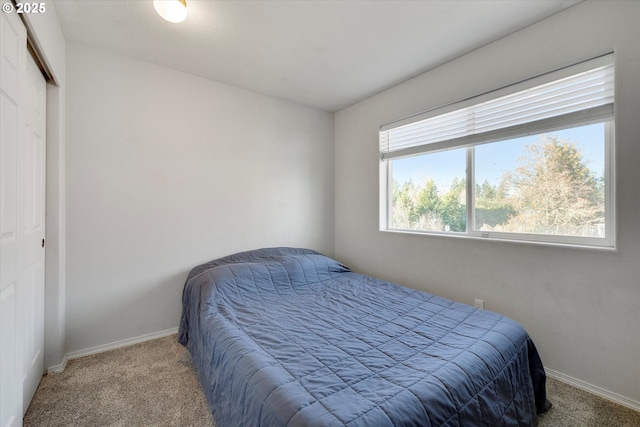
[179,248,547,426]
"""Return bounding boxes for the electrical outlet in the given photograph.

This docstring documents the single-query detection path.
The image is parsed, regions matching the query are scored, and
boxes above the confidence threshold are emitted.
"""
[474,299,485,309]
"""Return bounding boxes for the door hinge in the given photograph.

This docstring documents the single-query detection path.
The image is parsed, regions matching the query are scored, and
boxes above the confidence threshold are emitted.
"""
[41,238,45,248]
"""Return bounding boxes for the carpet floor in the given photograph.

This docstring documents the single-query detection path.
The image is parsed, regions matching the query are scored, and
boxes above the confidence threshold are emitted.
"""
[24,335,640,426]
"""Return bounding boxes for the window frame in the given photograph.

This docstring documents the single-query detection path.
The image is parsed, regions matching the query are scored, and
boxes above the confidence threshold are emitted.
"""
[379,55,616,249]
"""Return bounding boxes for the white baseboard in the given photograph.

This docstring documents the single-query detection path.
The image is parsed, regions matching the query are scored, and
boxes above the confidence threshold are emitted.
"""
[546,368,640,413]
[64,327,179,362]
[46,354,68,374]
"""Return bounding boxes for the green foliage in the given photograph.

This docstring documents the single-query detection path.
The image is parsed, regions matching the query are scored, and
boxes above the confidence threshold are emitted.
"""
[496,136,604,235]
[475,179,515,229]
[391,177,466,232]
[416,180,440,218]
[391,134,604,237]
[438,178,466,232]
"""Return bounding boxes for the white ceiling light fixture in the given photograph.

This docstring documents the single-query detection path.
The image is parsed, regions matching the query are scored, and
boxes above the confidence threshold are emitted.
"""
[153,0,188,23]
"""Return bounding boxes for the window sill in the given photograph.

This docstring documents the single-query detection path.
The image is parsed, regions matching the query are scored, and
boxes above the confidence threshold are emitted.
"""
[380,228,617,252]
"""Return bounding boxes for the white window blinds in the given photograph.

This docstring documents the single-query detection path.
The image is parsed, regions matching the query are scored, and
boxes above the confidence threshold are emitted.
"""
[380,54,614,160]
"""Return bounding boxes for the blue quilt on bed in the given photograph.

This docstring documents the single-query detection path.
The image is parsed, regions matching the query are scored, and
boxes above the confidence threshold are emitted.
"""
[178,248,547,427]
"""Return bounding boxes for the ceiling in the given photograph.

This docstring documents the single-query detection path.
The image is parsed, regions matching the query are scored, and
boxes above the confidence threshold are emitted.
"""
[53,0,582,112]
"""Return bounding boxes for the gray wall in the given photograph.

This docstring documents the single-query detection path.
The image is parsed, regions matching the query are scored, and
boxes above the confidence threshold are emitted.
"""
[65,42,335,353]
[335,1,640,404]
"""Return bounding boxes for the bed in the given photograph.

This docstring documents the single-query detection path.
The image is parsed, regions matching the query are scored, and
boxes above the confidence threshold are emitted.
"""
[178,247,548,426]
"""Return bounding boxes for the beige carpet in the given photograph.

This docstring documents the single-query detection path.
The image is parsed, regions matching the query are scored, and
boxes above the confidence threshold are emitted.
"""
[24,335,640,426]
[24,336,214,427]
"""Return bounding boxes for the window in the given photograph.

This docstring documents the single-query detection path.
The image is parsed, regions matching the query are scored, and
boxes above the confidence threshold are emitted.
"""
[380,54,615,248]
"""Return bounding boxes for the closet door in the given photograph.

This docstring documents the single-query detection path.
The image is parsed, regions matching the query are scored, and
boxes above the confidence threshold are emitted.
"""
[1,9,26,427]
[21,47,46,414]
[1,9,46,424]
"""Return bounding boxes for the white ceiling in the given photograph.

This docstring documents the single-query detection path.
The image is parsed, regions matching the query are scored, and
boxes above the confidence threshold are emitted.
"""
[53,0,582,112]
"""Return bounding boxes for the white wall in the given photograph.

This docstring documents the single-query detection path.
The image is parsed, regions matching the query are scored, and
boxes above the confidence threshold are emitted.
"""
[65,42,334,353]
[335,1,640,406]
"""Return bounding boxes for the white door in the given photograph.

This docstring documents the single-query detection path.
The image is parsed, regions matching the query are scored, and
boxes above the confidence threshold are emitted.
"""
[21,48,46,413]
[1,10,46,425]
[1,10,26,427]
